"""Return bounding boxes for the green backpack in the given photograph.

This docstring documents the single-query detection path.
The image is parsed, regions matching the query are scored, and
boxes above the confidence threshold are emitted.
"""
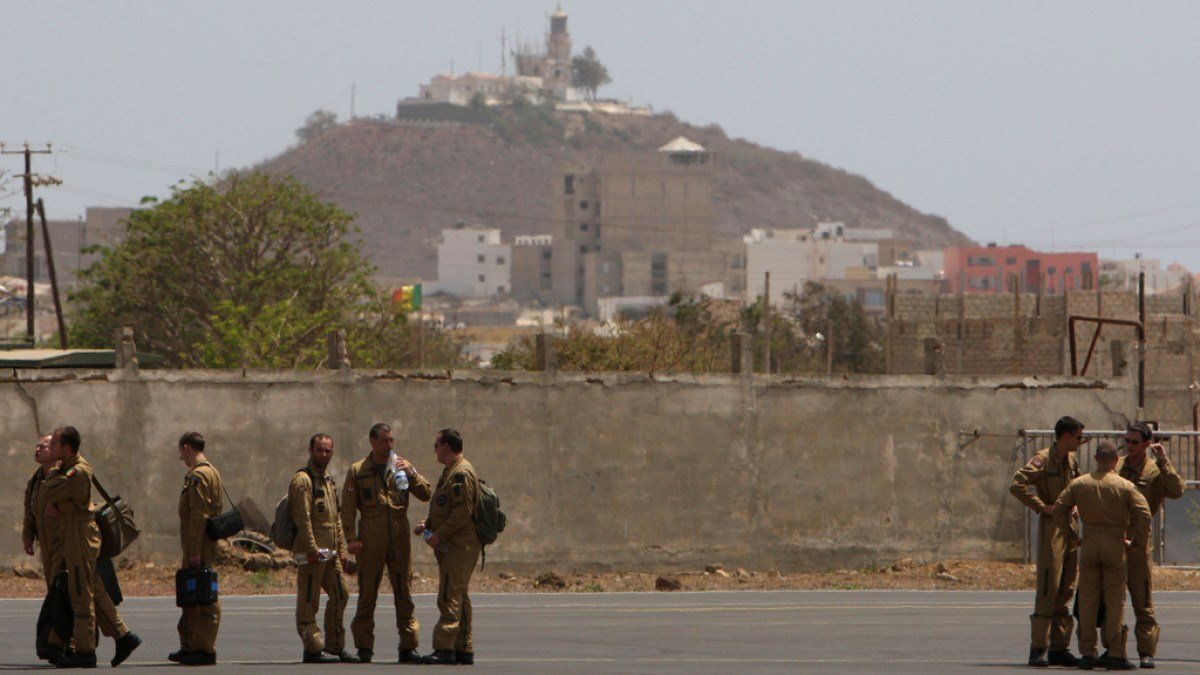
[474,479,506,546]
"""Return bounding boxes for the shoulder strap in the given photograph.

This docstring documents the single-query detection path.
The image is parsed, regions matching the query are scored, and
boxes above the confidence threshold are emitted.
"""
[90,474,117,508]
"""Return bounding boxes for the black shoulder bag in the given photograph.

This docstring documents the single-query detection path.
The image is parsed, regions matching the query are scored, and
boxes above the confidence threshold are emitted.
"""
[205,481,244,540]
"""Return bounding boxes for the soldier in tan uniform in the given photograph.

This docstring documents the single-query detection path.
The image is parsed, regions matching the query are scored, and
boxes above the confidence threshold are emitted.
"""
[341,423,431,663]
[1116,422,1186,669]
[1053,441,1150,671]
[414,428,481,666]
[34,431,141,667]
[22,435,57,586]
[172,431,223,666]
[1009,416,1083,668]
[291,434,357,663]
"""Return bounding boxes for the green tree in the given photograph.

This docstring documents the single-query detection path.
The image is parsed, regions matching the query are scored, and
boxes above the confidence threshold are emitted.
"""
[296,109,338,143]
[782,281,884,373]
[70,172,461,368]
[571,46,612,101]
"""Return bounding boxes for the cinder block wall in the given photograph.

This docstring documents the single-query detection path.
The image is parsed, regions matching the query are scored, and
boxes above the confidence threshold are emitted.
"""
[1,368,1134,573]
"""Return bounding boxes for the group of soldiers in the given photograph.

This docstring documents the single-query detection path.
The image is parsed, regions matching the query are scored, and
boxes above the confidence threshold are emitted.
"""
[1011,416,1186,670]
[21,423,484,668]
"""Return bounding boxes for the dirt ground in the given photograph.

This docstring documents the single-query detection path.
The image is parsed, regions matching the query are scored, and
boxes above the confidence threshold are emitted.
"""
[5,558,1200,599]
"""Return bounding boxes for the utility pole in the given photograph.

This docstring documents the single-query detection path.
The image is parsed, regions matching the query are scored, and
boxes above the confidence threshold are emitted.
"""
[762,272,771,374]
[1,143,55,344]
[35,199,67,348]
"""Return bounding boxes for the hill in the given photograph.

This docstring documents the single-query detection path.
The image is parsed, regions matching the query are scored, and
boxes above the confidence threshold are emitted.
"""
[258,103,972,281]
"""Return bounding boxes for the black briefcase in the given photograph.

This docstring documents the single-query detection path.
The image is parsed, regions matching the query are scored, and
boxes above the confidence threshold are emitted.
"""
[175,567,219,607]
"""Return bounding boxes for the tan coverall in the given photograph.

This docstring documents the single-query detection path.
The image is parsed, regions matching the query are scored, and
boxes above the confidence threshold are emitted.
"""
[291,462,351,654]
[1116,454,1186,657]
[35,463,132,652]
[341,454,431,652]
[178,460,223,654]
[1010,445,1080,650]
[423,457,481,653]
[1053,470,1151,659]
[23,467,52,588]
[40,454,105,654]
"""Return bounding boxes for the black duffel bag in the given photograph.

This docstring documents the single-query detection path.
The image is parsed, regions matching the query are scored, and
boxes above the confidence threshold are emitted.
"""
[36,568,74,655]
[205,483,244,540]
[92,476,141,558]
[175,567,219,607]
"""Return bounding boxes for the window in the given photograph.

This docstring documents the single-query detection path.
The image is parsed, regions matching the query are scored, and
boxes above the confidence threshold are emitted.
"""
[1047,266,1057,275]
[1064,267,1073,275]
[580,223,588,232]
[477,235,484,243]
[1005,257,1017,265]
[579,200,588,210]
[497,256,505,265]
[595,201,601,216]
[579,244,588,254]
[477,254,485,263]
[542,251,551,261]
[651,253,668,295]
[564,175,575,195]
[968,255,995,267]
[478,274,486,282]
[595,224,601,238]
[497,286,506,294]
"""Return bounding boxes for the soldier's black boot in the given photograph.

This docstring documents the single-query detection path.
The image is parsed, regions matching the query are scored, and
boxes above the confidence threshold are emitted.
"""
[1097,653,1136,670]
[1139,654,1155,669]
[167,649,193,663]
[331,650,360,663]
[303,651,340,663]
[1077,655,1095,670]
[178,650,216,666]
[356,648,373,663]
[1046,648,1078,667]
[422,649,458,665]
[53,649,97,668]
[398,648,423,664]
[1027,647,1049,667]
[456,651,475,665]
[38,644,64,662]
[112,632,142,667]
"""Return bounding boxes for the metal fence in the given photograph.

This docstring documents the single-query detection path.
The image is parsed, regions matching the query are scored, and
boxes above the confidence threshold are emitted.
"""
[1017,429,1200,566]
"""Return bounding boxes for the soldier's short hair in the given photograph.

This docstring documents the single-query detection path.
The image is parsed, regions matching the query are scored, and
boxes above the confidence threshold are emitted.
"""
[437,428,463,453]
[55,426,81,453]
[310,433,333,450]
[369,423,391,440]
[1054,416,1084,440]
[1095,440,1119,461]
[1127,421,1153,442]
[179,431,206,453]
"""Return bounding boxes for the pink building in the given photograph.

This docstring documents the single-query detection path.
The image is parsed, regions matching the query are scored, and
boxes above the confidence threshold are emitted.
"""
[943,244,1097,295]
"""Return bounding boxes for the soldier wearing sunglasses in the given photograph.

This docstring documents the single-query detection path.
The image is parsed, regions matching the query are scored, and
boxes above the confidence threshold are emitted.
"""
[1115,422,1186,669]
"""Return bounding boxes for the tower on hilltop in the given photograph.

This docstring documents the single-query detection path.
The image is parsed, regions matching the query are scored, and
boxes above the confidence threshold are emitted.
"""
[514,6,573,92]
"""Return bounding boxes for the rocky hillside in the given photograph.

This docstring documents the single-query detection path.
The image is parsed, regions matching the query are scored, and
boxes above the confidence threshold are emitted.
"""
[258,104,971,280]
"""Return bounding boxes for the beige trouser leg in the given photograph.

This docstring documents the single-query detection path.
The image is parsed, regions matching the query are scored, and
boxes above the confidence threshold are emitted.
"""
[432,541,481,652]
[1126,545,1159,657]
[1030,516,1078,650]
[297,559,350,653]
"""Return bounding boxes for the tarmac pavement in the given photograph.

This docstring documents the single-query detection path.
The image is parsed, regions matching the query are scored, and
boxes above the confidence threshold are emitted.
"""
[0,590,1198,673]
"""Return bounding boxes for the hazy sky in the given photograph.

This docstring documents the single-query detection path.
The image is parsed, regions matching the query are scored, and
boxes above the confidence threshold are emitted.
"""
[5,1,1200,269]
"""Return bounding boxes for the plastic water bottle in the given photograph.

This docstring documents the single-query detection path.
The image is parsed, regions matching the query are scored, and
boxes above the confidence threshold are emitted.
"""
[422,529,433,542]
[293,548,333,565]
[389,451,409,491]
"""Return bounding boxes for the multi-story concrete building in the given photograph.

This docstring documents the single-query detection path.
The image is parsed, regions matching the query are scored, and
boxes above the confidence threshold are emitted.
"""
[744,227,881,306]
[551,137,733,314]
[1,206,132,288]
[435,224,512,298]
[943,244,1097,295]
[510,234,553,303]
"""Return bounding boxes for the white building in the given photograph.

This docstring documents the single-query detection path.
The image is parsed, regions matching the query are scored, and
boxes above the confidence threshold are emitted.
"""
[1099,257,1191,293]
[436,225,512,298]
[744,227,879,306]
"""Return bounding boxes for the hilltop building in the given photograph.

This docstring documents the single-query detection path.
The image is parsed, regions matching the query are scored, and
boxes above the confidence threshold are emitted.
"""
[551,137,736,314]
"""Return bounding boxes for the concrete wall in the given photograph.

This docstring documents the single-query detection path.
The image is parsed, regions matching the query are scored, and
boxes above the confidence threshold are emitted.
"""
[1,368,1135,573]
